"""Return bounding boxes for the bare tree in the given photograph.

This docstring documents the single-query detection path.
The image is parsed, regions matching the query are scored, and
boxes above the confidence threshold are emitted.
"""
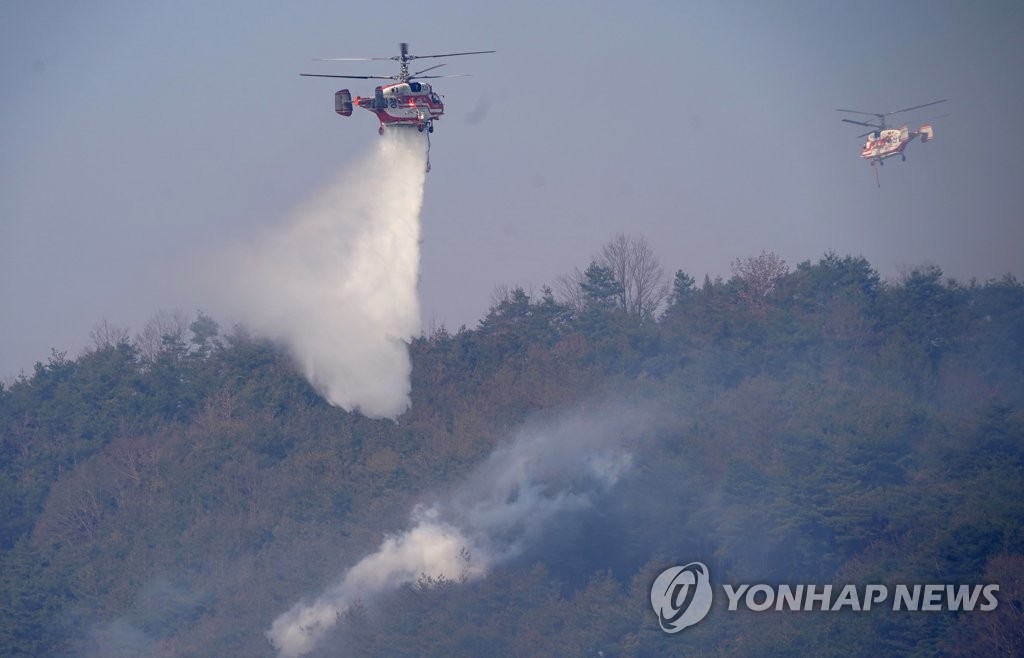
[555,267,586,314]
[731,250,789,308]
[89,319,130,350]
[133,309,190,361]
[489,284,512,309]
[597,233,669,320]
[52,485,104,545]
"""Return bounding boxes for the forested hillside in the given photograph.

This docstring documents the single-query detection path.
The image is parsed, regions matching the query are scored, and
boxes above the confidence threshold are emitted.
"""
[2,245,1022,657]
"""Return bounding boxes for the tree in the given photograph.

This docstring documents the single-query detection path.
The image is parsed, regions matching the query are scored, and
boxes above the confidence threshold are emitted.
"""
[731,250,789,308]
[134,310,190,362]
[944,553,1024,656]
[597,234,669,320]
[89,320,130,351]
[555,268,586,315]
[669,270,697,307]
[580,263,622,312]
[189,312,221,358]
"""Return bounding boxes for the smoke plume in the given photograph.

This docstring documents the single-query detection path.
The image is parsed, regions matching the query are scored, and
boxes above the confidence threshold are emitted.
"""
[215,129,427,419]
[266,406,640,657]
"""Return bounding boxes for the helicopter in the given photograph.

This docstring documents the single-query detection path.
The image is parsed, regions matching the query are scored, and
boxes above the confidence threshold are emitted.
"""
[837,99,947,167]
[301,42,493,137]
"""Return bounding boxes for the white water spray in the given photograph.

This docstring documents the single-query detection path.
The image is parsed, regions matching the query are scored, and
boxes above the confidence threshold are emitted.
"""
[217,129,427,418]
[266,407,639,657]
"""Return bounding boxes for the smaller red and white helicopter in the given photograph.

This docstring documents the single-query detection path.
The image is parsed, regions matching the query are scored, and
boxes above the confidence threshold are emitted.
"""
[301,43,493,170]
[838,99,947,186]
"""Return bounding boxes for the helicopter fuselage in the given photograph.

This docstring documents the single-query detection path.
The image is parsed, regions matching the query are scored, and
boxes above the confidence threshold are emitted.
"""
[337,81,444,133]
[861,124,934,164]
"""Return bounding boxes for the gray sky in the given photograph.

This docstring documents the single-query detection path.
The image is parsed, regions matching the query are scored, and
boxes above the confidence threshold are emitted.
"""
[2,0,1023,378]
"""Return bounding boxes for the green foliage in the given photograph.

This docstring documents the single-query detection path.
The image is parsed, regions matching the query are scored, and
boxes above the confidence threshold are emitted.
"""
[1,254,1022,656]
[581,262,623,312]
[669,269,697,307]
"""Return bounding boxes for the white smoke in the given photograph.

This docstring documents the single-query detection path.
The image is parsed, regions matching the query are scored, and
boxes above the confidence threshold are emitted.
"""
[266,406,639,657]
[214,129,427,419]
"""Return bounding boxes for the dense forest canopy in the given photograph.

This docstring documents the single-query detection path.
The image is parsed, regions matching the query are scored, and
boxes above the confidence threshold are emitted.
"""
[1,243,1022,657]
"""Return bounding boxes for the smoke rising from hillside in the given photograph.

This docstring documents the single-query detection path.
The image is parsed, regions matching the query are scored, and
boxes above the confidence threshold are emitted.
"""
[215,129,427,419]
[266,407,639,657]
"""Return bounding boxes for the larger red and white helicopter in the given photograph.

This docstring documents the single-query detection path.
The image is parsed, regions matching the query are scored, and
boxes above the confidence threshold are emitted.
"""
[301,42,493,136]
[837,99,947,167]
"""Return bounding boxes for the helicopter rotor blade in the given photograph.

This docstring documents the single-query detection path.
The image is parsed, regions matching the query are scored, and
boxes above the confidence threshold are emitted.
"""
[885,99,947,117]
[304,44,492,83]
[837,108,884,118]
[841,118,881,128]
[411,74,470,79]
[313,57,393,61]
[300,73,395,80]
[411,63,447,76]
[404,49,496,60]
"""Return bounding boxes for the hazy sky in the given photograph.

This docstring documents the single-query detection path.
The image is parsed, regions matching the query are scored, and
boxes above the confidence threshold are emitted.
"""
[2,0,1022,378]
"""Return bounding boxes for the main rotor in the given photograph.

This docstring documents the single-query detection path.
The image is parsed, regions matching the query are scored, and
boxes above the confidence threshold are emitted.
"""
[301,42,495,83]
[837,99,947,136]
